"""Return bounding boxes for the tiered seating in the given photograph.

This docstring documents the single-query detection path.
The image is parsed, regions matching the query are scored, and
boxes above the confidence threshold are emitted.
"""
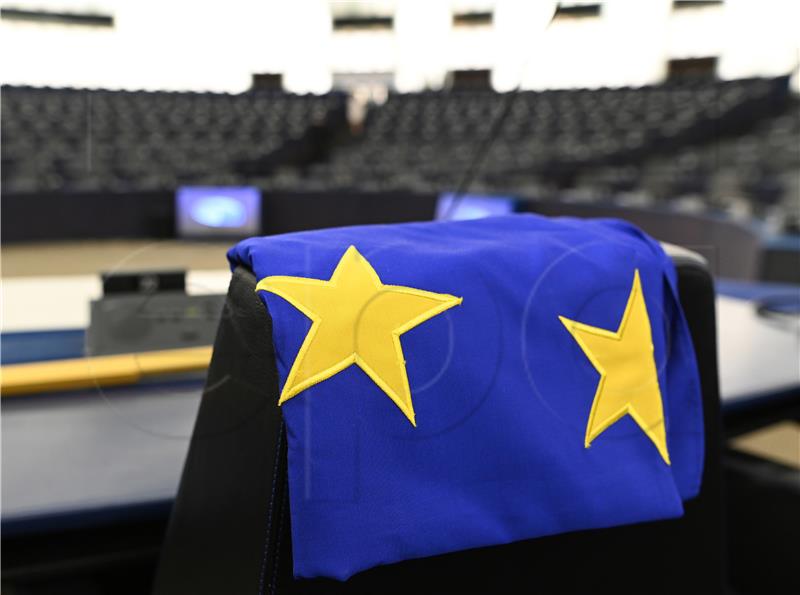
[293,77,788,194]
[575,98,799,224]
[2,78,794,229]
[296,92,504,192]
[1,86,347,193]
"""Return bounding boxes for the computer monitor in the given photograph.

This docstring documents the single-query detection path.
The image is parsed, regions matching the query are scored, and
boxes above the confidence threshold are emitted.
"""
[435,192,517,221]
[176,186,262,238]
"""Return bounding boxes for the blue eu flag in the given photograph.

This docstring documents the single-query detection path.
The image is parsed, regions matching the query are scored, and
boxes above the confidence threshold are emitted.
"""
[229,214,704,580]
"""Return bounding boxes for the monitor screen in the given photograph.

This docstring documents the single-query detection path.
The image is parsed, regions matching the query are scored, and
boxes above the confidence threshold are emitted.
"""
[435,193,517,221]
[176,186,262,238]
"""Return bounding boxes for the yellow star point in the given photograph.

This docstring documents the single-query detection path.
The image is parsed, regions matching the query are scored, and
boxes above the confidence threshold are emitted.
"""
[255,245,462,426]
[560,269,670,464]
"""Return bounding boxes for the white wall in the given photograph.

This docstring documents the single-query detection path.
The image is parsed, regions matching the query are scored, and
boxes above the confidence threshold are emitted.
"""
[1,0,798,93]
[0,0,334,93]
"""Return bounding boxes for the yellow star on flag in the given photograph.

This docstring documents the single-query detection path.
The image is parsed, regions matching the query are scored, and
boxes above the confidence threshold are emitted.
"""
[256,245,462,426]
[559,269,670,464]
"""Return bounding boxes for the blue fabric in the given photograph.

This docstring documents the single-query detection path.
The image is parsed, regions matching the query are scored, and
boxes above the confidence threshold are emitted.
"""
[229,214,705,580]
[1,329,85,364]
[715,278,800,306]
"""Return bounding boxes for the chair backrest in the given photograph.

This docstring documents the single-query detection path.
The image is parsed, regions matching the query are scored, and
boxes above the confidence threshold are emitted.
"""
[154,244,725,595]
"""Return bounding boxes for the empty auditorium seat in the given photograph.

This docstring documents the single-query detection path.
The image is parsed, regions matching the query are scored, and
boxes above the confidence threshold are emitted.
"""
[293,77,789,202]
[3,77,795,231]
[0,86,348,193]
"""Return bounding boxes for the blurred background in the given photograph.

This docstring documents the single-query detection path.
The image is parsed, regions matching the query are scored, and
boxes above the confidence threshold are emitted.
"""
[2,0,800,275]
[1,1,798,593]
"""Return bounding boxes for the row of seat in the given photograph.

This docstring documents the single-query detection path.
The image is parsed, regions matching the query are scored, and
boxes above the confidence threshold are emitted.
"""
[299,77,788,188]
[295,77,796,229]
[1,78,795,229]
[569,99,800,227]
[1,86,347,193]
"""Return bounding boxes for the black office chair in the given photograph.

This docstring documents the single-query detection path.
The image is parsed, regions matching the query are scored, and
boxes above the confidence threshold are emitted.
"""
[154,243,725,595]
